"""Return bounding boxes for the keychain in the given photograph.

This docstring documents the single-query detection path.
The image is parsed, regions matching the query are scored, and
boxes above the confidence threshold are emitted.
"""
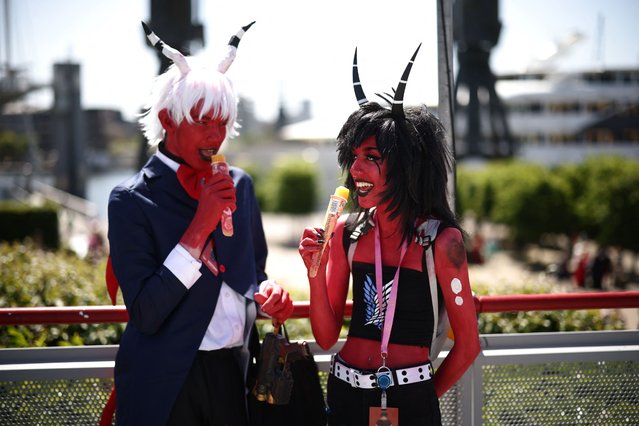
[376,363,392,425]
[375,364,393,391]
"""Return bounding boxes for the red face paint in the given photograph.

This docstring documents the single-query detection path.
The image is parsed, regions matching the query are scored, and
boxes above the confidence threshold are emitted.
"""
[165,100,228,172]
[349,135,388,209]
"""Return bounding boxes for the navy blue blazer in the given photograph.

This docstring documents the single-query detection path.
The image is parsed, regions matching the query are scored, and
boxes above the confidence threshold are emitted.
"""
[107,155,268,425]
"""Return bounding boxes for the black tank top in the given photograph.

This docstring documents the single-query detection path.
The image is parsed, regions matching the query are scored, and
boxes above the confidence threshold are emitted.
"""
[348,259,441,347]
[343,213,448,347]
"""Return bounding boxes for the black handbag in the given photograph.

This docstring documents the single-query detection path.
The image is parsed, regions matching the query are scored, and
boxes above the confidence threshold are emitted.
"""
[247,323,327,426]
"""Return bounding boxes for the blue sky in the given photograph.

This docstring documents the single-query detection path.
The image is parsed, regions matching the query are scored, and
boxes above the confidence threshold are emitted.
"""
[2,0,638,123]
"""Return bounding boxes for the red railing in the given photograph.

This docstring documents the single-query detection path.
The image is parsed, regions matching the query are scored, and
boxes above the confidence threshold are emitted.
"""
[474,291,639,313]
[1,291,639,325]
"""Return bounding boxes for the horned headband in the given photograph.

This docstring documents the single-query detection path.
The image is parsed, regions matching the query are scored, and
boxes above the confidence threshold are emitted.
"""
[141,21,256,75]
[352,44,422,119]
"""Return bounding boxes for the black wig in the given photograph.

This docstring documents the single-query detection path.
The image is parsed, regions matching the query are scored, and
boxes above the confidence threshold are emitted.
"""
[336,102,460,245]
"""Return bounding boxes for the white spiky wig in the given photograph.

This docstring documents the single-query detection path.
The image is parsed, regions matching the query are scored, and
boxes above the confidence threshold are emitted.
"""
[139,60,239,147]
[138,21,254,147]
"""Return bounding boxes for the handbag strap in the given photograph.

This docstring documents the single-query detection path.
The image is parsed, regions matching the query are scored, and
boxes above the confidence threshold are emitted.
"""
[275,322,289,341]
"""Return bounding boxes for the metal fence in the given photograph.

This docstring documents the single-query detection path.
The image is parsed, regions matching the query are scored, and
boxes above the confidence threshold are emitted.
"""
[1,330,638,425]
[2,293,638,424]
[450,330,639,425]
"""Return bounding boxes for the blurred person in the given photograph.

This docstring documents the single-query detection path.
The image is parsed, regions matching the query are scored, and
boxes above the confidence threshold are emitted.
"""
[590,246,613,290]
[86,219,106,263]
[299,46,480,425]
[467,232,485,264]
[106,22,293,426]
[570,234,589,288]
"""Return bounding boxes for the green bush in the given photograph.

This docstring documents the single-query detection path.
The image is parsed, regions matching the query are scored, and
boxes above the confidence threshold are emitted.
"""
[557,156,639,251]
[234,160,270,212]
[457,157,639,250]
[0,202,60,249]
[0,241,122,347]
[457,165,506,223]
[262,157,319,214]
[488,163,575,244]
[0,130,28,161]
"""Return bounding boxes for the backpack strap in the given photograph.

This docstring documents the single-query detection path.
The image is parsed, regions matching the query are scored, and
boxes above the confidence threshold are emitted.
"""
[344,213,375,269]
[415,219,449,359]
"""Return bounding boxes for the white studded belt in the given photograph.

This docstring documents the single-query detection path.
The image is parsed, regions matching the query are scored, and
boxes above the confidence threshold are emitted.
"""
[329,355,433,389]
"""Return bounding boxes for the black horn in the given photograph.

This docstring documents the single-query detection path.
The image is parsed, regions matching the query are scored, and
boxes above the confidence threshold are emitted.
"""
[352,48,369,106]
[391,43,422,118]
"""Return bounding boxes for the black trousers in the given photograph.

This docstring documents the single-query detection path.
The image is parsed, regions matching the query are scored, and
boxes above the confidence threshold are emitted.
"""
[167,348,248,426]
[326,373,441,425]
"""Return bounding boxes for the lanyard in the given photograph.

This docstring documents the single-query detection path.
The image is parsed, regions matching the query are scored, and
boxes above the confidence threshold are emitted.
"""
[374,214,409,364]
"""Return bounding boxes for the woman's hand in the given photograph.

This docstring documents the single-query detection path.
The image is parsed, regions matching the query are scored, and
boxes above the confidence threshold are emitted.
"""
[298,227,328,273]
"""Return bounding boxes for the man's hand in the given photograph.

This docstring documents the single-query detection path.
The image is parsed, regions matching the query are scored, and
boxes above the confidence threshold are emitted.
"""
[180,172,236,258]
[195,172,236,235]
[254,280,294,324]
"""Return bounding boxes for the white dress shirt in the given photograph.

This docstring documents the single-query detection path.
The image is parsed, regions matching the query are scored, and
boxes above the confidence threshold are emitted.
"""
[157,150,247,350]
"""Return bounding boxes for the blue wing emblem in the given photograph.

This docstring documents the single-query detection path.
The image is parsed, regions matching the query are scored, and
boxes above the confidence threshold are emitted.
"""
[364,274,393,329]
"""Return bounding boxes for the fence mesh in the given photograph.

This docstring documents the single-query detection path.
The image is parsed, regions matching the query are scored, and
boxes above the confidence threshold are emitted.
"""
[0,378,114,425]
[482,360,639,425]
[1,359,638,424]
[0,375,462,425]
[440,382,463,425]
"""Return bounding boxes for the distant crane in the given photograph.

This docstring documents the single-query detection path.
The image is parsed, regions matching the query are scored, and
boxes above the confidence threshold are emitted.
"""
[0,0,47,109]
[453,0,515,158]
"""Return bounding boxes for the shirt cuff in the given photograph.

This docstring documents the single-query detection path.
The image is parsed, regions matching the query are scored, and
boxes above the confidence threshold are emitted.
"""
[164,245,202,289]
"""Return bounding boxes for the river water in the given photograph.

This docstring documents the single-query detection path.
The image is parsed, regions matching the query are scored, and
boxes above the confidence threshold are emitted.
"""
[86,169,135,221]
